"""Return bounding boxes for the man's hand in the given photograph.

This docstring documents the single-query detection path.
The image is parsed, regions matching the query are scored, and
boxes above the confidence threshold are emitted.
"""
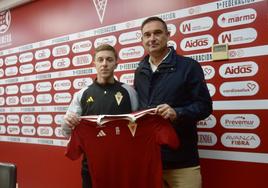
[63,112,80,129]
[156,104,177,121]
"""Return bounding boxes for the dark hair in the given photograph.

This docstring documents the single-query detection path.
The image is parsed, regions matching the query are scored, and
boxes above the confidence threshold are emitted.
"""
[94,44,118,60]
[141,16,168,32]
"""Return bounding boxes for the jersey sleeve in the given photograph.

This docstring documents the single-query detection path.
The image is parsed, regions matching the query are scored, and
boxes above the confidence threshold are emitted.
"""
[155,118,180,149]
[121,83,139,111]
[61,87,87,137]
[65,128,83,160]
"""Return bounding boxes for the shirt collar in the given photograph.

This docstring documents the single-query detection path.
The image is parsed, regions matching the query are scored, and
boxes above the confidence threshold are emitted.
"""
[149,48,171,72]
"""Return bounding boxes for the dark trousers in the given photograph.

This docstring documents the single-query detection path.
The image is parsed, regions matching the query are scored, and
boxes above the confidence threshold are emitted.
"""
[82,156,92,188]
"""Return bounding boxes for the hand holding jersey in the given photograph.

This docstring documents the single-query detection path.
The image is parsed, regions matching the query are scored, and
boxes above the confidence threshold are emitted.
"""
[156,104,177,122]
[64,112,81,129]
[61,44,139,188]
[66,109,180,188]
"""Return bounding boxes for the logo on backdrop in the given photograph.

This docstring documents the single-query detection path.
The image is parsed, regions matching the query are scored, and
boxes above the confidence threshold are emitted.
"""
[0,10,11,33]
[93,0,108,23]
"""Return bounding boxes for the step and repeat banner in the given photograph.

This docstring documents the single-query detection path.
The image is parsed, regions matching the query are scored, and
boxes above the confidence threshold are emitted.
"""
[0,0,268,187]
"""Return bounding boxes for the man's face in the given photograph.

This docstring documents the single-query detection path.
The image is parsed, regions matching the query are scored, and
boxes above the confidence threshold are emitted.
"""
[94,50,117,82]
[141,21,170,55]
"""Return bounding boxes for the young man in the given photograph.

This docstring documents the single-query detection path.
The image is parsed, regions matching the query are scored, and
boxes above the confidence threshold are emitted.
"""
[134,17,213,188]
[62,44,138,188]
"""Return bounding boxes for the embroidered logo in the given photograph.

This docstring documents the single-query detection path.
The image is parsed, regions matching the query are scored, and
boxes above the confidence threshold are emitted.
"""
[92,0,108,23]
[128,121,138,137]
[114,92,123,105]
[87,96,94,103]
[97,130,106,137]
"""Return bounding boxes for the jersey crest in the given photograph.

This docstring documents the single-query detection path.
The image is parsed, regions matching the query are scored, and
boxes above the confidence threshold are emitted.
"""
[128,121,138,137]
[114,92,123,105]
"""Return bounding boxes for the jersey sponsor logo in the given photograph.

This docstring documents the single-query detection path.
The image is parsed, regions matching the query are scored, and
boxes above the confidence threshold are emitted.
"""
[128,122,138,137]
[87,96,94,103]
[114,92,123,105]
[97,130,106,137]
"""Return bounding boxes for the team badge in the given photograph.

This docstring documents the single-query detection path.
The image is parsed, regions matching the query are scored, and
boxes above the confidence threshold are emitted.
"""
[92,0,107,23]
[114,92,123,105]
[128,121,138,137]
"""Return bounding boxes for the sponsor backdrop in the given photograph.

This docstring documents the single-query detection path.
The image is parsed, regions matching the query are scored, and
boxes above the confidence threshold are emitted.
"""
[0,0,267,187]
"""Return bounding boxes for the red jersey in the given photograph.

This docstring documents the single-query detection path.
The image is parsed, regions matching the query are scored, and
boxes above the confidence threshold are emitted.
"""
[66,109,179,188]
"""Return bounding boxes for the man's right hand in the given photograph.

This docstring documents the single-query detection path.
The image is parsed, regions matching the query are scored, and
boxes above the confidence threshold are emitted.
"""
[63,112,80,129]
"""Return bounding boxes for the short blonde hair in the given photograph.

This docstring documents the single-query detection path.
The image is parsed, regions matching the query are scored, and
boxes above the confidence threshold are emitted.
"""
[94,44,118,60]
